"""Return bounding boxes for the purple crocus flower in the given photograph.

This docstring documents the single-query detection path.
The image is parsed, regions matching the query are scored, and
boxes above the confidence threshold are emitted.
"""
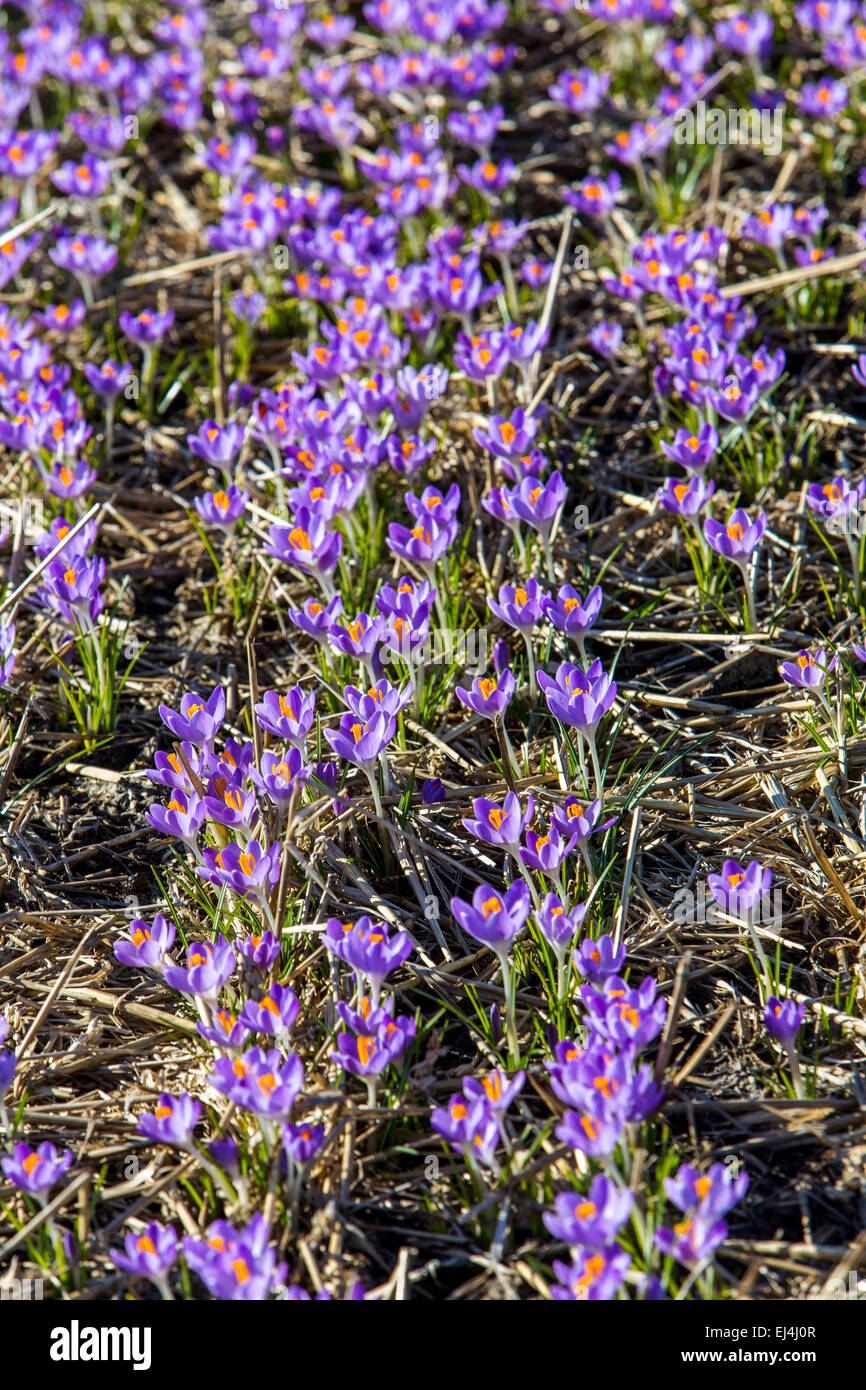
[110,1222,178,1291]
[163,935,237,1001]
[764,997,806,1048]
[266,508,342,585]
[503,319,550,364]
[703,508,767,560]
[713,371,761,423]
[489,578,549,634]
[119,308,175,346]
[197,1009,251,1051]
[194,486,249,530]
[549,1037,662,1122]
[455,669,516,719]
[83,359,132,397]
[543,585,603,638]
[462,1067,525,1115]
[230,290,267,325]
[661,422,722,472]
[665,1161,750,1221]
[159,687,225,750]
[50,233,117,301]
[405,483,461,525]
[715,10,773,57]
[556,1101,625,1158]
[254,687,316,747]
[146,788,207,846]
[706,859,771,919]
[137,1093,201,1149]
[654,1216,728,1265]
[240,985,300,1039]
[453,328,511,380]
[2,1142,73,1199]
[324,710,395,770]
[447,102,504,148]
[203,132,257,178]
[183,1214,287,1300]
[550,1246,632,1300]
[582,976,668,1049]
[332,917,413,1005]
[564,171,621,218]
[474,409,539,461]
[538,660,617,736]
[799,80,848,118]
[288,594,343,645]
[238,931,281,972]
[199,840,282,904]
[331,1012,416,1078]
[207,772,258,822]
[115,913,176,970]
[0,622,16,687]
[36,299,88,334]
[520,824,579,877]
[535,893,587,953]
[283,1121,325,1165]
[0,130,58,179]
[548,66,610,113]
[421,778,445,805]
[386,512,457,571]
[252,748,309,807]
[508,471,567,539]
[431,1092,490,1149]
[329,611,386,668]
[587,320,623,360]
[545,1175,633,1249]
[463,791,534,851]
[805,476,866,531]
[307,13,356,46]
[657,475,715,517]
[795,0,855,34]
[208,1138,241,1176]
[211,1047,304,1121]
[43,457,97,501]
[742,204,795,251]
[779,649,834,690]
[576,934,626,982]
[35,554,106,627]
[451,880,532,953]
[344,678,412,722]
[187,419,246,468]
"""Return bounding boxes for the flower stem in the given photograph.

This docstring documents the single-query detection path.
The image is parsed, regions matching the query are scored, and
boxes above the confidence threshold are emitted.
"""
[498,949,519,1066]
[785,1041,805,1100]
[522,631,537,698]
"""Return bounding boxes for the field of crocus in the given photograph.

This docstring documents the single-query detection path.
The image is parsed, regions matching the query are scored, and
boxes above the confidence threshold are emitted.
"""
[1,0,866,1311]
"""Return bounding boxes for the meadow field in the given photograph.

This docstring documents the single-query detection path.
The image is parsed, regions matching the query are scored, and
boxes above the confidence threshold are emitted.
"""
[0,0,864,1308]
